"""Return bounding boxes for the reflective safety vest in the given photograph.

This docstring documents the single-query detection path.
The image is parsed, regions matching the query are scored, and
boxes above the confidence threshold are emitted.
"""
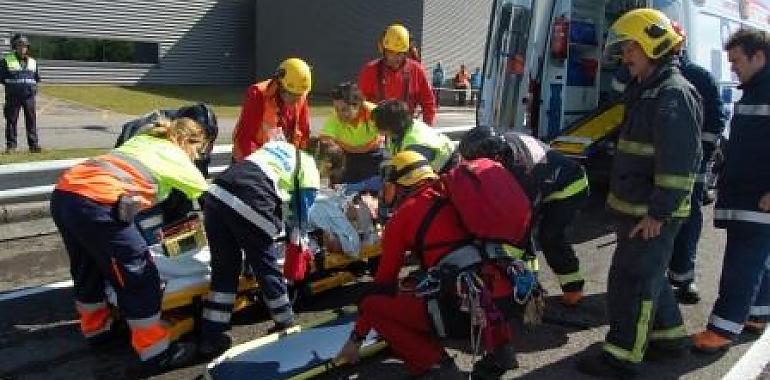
[2,52,37,97]
[56,135,208,209]
[387,120,454,172]
[245,141,320,202]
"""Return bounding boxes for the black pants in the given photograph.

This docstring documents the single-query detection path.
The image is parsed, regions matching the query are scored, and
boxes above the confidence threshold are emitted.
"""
[4,94,38,150]
[538,190,588,292]
[456,86,468,106]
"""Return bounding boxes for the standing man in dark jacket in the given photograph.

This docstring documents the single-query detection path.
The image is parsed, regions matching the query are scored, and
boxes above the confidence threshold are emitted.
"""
[693,28,770,352]
[1,34,41,153]
[578,9,702,378]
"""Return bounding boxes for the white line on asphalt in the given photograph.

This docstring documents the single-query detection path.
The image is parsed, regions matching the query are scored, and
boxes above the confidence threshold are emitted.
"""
[434,125,476,134]
[0,280,73,303]
[723,327,770,380]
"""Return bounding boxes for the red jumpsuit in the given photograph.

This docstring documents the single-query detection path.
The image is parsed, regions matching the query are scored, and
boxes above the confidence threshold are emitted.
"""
[357,58,436,126]
[352,183,514,375]
[232,80,310,162]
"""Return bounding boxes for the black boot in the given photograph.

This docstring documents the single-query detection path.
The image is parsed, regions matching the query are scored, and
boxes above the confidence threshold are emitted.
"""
[644,339,690,362]
[672,281,701,305]
[131,341,198,377]
[198,332,232,359]
[471,344,519,380]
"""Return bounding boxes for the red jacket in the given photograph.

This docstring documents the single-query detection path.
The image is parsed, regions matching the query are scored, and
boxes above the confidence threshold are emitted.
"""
[357,58,436,126]
[232,80,310,162]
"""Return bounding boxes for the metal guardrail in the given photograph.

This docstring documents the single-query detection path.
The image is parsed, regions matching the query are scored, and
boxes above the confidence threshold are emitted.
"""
[0,145,233,205]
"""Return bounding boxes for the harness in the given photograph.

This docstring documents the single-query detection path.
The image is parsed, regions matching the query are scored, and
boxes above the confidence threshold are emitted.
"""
[376,59,411,106]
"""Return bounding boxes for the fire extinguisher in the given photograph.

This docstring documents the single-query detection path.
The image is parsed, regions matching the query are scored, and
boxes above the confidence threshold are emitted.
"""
[551,15,569,60]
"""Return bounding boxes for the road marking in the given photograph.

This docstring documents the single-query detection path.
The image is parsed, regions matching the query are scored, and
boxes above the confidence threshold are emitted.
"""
[0,279,73,302]
[723,327,770,380]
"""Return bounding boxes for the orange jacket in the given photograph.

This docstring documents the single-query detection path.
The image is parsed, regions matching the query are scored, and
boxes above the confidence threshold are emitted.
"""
[232,80,310,162]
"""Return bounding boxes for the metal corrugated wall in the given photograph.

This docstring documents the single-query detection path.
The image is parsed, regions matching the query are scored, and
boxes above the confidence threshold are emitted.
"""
[0,0,254,84]
[422,0,493,87]
[255,0,424,96]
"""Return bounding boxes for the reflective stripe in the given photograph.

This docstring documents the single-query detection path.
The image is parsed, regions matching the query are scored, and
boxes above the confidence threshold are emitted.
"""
[544,174,589,202]
[649,324,688,340]
[76,301,108,311]
[694,173,707,183]
[265,293,291,310]
[607,193,690,218]
[502,244,525,260]
[736,104,770,116]
[603,300,652,363]
[139,337,170,361]
[83,318,114,338]
[272,309,295,325]
[108,151,159,188]
[750,306,770,316]
[557,271,583,286]
[138,214,164,229]
[207,291,237,305]
[714,209,770,225]
[655,173,695,191]
[518,134,549,164]
[208,184,281,237]
[641,87,661,98]
[4,78,36,84]
[202,308,232,324]
[617,139,655,156]
[127,313,162,329]
[668,269,695,282]
[701,132,720,143]
[709,314,743,334]
[611,77,627,93]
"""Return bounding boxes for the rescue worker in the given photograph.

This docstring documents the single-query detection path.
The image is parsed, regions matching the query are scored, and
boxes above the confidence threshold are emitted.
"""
[372,99,455,174]
[319,82,385,193]
[611,23,728,304]
[458,127,589,306]
[358,24,436,125]
[232,58,311,162]
[336,151,519,379]
[577,9,702,377]
[50,118,209,371]
[1,34,41,153]
[692,28,770,352]
[198,140,320,358]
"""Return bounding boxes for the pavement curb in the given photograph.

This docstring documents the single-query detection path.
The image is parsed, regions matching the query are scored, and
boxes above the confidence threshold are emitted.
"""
[0,201,51,224]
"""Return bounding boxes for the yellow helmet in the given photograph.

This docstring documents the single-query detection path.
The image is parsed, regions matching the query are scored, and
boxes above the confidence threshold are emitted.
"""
[277,58,312,95]
[607,8,682,60]
[382,24,410,53]
[386,151,437,186]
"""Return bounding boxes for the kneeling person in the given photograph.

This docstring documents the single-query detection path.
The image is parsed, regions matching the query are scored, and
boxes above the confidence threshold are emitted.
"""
[199,141,320,357]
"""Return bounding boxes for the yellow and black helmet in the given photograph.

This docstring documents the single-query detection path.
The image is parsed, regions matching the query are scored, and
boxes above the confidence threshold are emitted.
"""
[606,8,682,60]
[384,151,437,187]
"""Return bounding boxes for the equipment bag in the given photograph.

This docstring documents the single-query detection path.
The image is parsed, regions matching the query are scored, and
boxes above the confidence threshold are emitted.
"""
[442,158,531,245]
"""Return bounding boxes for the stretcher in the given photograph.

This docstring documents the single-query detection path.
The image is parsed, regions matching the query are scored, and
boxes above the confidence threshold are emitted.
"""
[205,312,387,380]
[549,102,624,157]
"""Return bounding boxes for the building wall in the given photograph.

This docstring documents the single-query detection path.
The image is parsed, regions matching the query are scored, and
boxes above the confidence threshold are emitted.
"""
[422,0,494,87]
[0,0,254,84]
[255,0,424,96]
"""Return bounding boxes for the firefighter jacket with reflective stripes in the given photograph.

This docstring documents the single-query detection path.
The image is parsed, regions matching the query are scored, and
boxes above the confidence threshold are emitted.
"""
[715,66,770,228]
[212,141,320,234]
[1,52,39,98]
[608,58,703,220]
[386,119,454,173]
[358,58,436,125]
[56,135,208,209]
[679,56,727,164]
[500,132,587,204]
[232,80,310,162]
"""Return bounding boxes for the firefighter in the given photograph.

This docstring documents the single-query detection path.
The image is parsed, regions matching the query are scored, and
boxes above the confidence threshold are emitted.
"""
[319,82,385,193]
[335,151,519,379]
[459,127,589,306]
[692,28,770,352]
[358,24,436,125]
[372,99,455,174]
[198,140,320,358]
[577,9,702,377]
[232,58,311,162]
[50,118,210,371]
[1,34,41,153]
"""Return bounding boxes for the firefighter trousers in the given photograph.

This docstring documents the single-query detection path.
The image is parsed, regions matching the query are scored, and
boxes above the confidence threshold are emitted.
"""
[200,194,293,338]
[670,171,706,284]
[538,189,588,292]
[603,216,687,368]
[50,190,170,361]
[708,222,770,339]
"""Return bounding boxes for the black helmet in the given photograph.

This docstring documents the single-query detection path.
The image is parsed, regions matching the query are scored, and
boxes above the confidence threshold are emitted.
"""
[175,103,218,142]
[458,126,506,160]
[11,34,29,48]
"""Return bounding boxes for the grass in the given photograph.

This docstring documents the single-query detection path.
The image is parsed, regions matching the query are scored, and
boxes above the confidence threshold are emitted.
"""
[40,85,333,118]
[0,147,108,165]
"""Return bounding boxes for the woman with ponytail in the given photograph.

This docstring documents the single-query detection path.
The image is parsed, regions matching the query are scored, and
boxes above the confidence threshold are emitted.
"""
[50,117,209,373]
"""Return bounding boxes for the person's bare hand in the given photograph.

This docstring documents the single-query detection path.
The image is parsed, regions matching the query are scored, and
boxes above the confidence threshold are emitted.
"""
[629,216,663,240]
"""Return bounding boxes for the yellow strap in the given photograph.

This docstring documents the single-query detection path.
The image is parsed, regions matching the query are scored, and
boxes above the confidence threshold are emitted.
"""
[617,139,655,156]
[557,271,584,286]
[649,325,688,340]
[607,192,690,218]
[544,174,589,202]
[654,174,695,191]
